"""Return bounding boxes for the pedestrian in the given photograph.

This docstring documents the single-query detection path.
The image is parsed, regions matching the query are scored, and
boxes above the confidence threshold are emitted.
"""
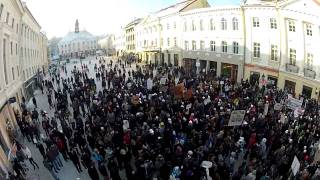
[69,148,82,173]
[88,162,100,180]
[36,142,46,159]
[22,145,39,170]
[43,157,60,180]
[32,97,37,108]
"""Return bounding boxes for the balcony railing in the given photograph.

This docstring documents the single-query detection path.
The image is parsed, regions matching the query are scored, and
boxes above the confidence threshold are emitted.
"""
[286,63,299,73]
[304,68,316,79]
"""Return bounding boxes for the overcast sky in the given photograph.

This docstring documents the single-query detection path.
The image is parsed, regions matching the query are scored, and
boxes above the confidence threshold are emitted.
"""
[24,0,238,39]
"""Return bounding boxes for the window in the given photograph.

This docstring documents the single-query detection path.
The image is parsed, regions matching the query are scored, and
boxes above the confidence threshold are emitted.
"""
[210,19,214,30]
[289,48,296,65]
[270,45,278,61]
[289,20,295,32]
[200,19,203,31]
[233,42,239,54]
[270,18,277,29]
[174,37,177,46]
[12,18,14,28]
[253,17,259,27]
[221,18,227,30]
[184,21,187,32]
[10,41,12,55]
[5,12,9,24]
[167,38,170,46]
[12,67,14,80]
[185,41,189,50]
[222,41,227,53]
[305,53,313,69]
[3,38,8,84]
[167,23,170,30]
[306,24,312,36]
[192,40,196,50]
[0,4,3,19]
[15,43,17,55]
[200,40,205,50]
[192,20,196,31]
[253,43,260,58]
[232,17,238,30]
[210,41,215,52]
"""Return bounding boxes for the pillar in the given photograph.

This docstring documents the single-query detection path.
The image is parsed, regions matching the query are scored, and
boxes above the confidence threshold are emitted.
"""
[217,61,222,77]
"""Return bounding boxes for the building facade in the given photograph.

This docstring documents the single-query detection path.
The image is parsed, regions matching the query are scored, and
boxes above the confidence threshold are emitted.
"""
[97,34,115,56]
[127,0,320,98]
[125,18,142,53]
[58,20,98,59]
[114,28,126,57]
[0,0,48,177]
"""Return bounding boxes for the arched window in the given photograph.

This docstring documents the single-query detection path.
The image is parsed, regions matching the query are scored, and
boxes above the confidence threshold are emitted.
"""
[232,17,238,30]
[192,20,196,31]
[199,19,203,31]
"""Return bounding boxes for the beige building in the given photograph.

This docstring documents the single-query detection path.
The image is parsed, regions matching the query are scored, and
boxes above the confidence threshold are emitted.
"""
[130,0,320,98]
[0,0,48,176]
[125,18,142,55]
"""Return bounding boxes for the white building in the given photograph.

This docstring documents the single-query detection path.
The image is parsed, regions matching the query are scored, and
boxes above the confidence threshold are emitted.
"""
[58,20,98,59]
[0,0,48,177]
[133,0,320,98]
[114,28,126,57]
[97,34,115,56]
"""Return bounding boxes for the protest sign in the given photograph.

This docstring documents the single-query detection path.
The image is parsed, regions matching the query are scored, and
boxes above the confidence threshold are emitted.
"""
[291,156,300,176]
[274,103,283,111]
[287,97,303,110]
[228,110,246,126]
[160,77,166,85]
[147,79,153,90]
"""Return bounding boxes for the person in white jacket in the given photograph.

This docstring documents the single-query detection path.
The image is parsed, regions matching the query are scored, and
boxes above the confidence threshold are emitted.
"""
[22,145,39,170]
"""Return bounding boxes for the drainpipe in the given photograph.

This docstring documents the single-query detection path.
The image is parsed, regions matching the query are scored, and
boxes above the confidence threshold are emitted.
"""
[240,4,246,83]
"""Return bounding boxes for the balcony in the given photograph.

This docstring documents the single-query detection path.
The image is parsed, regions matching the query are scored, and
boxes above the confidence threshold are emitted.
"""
[286,64,299,73]
[304,68,316,79]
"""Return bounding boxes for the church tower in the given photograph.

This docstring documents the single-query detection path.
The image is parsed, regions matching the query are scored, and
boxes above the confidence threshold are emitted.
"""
[75,19,79,33]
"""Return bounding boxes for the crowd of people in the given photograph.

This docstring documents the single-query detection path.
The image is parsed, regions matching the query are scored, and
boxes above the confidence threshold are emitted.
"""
[8,57,320,180]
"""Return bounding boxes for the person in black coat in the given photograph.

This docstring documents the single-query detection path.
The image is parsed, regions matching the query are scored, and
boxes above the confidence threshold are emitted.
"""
[88,163,100,180]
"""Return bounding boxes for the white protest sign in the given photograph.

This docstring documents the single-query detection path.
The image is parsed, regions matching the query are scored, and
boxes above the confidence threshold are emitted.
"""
[291,156,300,176]
[147,79,153,90]
[263,102,269,116]
[228,110,246,126]
[274,103,283,111]
[160,77,166,85]
[186,104,192,110]
[175,78,179,85]
[204,98,211,105]
[287,97,303,110]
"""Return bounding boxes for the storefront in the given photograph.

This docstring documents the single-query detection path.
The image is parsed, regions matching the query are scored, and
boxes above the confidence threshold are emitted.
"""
[221,63,238,82]
[284,80,296,94]
[183,58,197,74]
[302,85,313,99]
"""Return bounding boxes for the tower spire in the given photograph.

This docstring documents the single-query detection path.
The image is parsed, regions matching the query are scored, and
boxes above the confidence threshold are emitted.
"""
[75,19,79,33]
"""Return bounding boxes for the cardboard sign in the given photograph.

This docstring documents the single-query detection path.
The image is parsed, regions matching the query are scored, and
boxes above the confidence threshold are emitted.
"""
[274,103,283,111]
[174,83,184,99]
[291,156,300,176]
[228,110,246,126]
[160,77,166,85]
[147,79,153,90]
[287,97,303,110]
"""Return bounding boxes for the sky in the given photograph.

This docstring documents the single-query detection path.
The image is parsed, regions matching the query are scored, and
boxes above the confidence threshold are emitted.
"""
[24,0,239,39]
